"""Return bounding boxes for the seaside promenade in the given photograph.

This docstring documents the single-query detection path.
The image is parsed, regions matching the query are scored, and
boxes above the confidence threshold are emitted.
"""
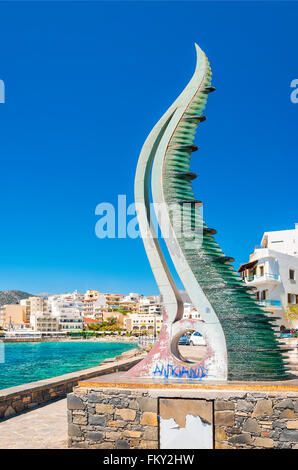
[0,398,67,449]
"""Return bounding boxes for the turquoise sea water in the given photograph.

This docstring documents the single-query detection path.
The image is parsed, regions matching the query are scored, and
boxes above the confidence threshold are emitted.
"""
[0,341,136,390]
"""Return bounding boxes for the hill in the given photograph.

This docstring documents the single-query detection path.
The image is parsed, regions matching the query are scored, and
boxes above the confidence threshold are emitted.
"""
[0,290,33,307]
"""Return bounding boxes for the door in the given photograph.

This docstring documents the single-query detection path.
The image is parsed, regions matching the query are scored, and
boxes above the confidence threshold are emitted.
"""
[159,398,213,449]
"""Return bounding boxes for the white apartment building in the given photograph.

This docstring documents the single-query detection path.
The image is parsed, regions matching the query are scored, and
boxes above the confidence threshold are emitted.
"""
[30,312,59,332]
[83,294,107,318]
[91,295,108,320]
[238,223,298,329]
[138,295,162,315]
[58,315,83,331]
[47,292,83,331]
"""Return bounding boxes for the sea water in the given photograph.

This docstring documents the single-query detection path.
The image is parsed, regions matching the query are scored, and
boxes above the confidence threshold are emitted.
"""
[0,341,136,390]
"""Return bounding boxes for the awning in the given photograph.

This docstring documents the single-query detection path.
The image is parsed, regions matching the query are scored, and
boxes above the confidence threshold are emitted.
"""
[237,260,258,273]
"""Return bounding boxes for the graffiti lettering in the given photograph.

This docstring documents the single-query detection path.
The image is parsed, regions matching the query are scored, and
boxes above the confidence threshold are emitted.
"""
[152,363,207,380]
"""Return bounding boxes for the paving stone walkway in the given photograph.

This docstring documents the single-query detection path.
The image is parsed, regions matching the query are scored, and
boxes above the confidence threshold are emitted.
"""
[0,398,68,449]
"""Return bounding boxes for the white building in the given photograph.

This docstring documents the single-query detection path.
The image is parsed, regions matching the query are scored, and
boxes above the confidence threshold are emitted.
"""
[47,292,83,331]
[139,296,162,315]
[238,223,298,329]
[183,303,201,320]
[125,293,140,302]
[30,312,59,332]
[92,295,109,320]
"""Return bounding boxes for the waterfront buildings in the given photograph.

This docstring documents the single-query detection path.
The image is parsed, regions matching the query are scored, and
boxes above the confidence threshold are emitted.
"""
[83,293,106,318]
[138,295,162,315]
[20,296,48,322]
[29,313,59,332]
[124,313,163,333]
[105,293,139,313]
[47,292,84,331]
[0,289,195,336]
[238,223,298,329]
[0,304,27,329]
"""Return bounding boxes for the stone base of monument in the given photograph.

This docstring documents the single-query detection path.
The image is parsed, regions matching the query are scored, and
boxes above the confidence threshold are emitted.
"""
[67,372,298,449]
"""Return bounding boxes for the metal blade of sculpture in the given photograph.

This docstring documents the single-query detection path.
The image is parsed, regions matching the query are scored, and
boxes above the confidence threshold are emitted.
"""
[126,44,290,381]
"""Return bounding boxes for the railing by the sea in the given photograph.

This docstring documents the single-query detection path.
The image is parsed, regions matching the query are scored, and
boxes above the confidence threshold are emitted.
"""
[138,335,157,347]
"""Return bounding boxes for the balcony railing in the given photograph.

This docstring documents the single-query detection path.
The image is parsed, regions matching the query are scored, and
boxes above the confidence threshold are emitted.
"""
[245,273,279,283]
[258,300,282,307]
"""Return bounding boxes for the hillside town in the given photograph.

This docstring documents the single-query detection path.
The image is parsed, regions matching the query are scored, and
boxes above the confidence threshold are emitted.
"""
[0,288,202,338]
[1,224,298,339]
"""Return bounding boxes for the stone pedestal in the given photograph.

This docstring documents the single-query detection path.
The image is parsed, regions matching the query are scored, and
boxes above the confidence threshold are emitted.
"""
[67,373,298,449]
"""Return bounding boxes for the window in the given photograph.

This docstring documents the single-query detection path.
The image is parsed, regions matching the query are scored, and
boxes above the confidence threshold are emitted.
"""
[261,290,267,301]
[256,292,260,301]
[288,293,293,304]
[259,266,264,276]
[289,269,295,281]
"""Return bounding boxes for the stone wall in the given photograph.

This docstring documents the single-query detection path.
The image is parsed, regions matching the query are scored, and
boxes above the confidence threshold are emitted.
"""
[68,386,298,449]
[0,355,143,421]
[68,388,158,449]
[214,393,298,449]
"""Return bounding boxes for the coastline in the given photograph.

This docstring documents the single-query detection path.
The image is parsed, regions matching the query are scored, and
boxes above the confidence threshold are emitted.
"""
[0,349,145,420]
[0,340,141,391]
[1,335,139,344]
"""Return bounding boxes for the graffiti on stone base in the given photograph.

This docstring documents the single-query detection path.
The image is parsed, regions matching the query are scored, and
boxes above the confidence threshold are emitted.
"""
[152,363,208,380]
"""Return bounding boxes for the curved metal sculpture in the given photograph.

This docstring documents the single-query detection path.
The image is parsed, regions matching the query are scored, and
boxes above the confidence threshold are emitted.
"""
[126,44,289,381]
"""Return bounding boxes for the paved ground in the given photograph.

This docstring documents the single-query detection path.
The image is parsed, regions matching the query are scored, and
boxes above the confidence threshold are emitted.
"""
[0,398,68,449]
[179,345,207,362]
[0,340,297,449]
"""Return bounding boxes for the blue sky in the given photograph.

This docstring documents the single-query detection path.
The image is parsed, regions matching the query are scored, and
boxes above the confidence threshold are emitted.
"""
[0,1,297,295]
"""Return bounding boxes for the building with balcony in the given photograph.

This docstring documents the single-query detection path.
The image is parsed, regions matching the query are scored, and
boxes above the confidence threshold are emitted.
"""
[124,313,163,334]
[20,296,48,322]
[102,293,138,313]
[104,293,125,310]
[47,292,84,332]
[30,313,59,332]
[83,294,106,318]
[59,316,83,331]
[238,223,298,329]
[138,296,162,315]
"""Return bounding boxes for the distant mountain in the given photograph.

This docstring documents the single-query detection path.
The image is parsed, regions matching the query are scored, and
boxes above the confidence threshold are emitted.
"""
[0,290,33,307]
[35,293,50,298]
